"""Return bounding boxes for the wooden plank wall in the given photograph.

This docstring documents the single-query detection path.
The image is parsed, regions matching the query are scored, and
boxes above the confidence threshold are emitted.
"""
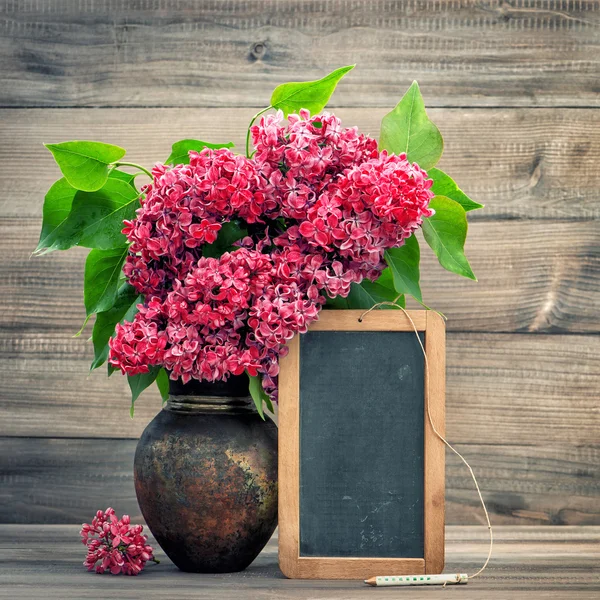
[0,0,598,525]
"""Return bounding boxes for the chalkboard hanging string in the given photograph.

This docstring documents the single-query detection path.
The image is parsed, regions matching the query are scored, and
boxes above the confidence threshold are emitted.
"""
[358,300,493,581]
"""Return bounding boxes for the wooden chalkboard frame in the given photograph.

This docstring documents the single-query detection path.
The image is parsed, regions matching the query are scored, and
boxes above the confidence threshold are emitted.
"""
[278,309,445,579]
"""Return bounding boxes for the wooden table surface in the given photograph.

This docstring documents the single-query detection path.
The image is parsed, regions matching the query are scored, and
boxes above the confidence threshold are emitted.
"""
[0,525,598,599]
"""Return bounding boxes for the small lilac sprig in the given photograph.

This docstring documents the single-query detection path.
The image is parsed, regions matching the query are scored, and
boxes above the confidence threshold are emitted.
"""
[80,507,158,575]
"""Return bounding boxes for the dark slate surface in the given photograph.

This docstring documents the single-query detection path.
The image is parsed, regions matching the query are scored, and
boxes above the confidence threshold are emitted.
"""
[299,330,425,558]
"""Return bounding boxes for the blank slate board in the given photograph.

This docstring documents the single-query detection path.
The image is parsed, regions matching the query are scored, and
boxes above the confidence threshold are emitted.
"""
[299,329,425,559]
[278,310,445,580]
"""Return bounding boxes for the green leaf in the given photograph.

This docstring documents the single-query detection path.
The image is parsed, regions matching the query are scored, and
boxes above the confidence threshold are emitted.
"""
[379,81,443,170]
[108,168,137,187]
[422,196,476,280]
[248,372,273,420]
[84,247,128,317]
[128,366,161,417]
[42,178,140,252]
[384,234,423,303]
[35,178,78,254]
[156,368,170,403]
[429,168,483,212]
[270,65,355,117]
[202,220,248,258]
[90,284,141,371]
[375,268,395,290]
[326,280,404,310]
[45,141,126,192]
[166,139,235,166]
[35,171,139,255]
[325,294,349,309]
[350,281,404,309]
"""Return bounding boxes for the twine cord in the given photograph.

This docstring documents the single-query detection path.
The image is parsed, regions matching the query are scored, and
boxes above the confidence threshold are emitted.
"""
[358,297,493,580]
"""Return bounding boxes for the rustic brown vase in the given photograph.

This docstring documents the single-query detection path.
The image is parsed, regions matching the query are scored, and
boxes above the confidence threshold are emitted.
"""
[133,375,278,573]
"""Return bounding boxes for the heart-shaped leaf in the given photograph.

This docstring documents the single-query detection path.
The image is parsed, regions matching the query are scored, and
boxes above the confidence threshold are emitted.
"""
[384,234,423,303]
[156,368,170,403]
[45,141,126,192]
[422,196,476,280]
[166,139,235,165]
[248,373,273,419]
[270,65,354,117]
[128,366,162,417]
[379,81,443,170]
[34,169,138,255]
[107,168,137,187]
[35,178,78,254]
[91,283,141,371]
[328,281,404,310]
[61,178,140,250]
[429,168,483,212]
[374,268,395,290]
[36,178,139,254]
[84,247,128,317]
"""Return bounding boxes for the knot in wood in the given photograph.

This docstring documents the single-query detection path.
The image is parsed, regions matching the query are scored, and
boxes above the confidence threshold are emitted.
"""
[250,42,267,60]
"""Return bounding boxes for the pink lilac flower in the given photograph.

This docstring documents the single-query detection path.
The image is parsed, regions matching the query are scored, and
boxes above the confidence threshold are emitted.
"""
[251,109,379,219]
[122,148,268,297]
[110,315,168,376]
[80,508,156,575]
[110,248,324,394]
[297,152,434,275]
[109,112,434,399]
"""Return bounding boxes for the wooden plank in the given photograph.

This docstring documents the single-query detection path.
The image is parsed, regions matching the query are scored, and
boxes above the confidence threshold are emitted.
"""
[0,527,598,600]
[424,311,446,573]
[1,526,599,599]
[2,107,599,221]
[308,309,428,330]
[1,439,598,526]
[0,329,597,443]
[277,336,299,578]
[3,218,599,335]
[0,1,599,108]
[0,438,142,524]
[446,444,600,526]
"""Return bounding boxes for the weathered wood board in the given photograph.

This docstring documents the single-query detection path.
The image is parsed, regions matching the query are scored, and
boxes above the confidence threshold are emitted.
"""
[1,439,598,525]
[2,108,598,221]
[0,0,598,526]
[0,0,598,108]
[4,219,599,335]
[1,332,598,443]
[4,525,600,599]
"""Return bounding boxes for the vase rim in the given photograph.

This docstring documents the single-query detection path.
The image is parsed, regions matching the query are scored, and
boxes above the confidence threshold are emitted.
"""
[165,394,255,415]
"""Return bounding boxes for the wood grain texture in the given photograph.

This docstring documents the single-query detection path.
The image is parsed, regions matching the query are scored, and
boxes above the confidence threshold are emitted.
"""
[309,309,428,330]
[0,526,599,599]
[1,1,599,108]
[2,107,599,221]
[1,0,599,529]
[424,310,446,573]
[1,439,598,526]
[277,335,299,578]
[446,444,600,526]
[0,332,598,442]
[4,218,600,335]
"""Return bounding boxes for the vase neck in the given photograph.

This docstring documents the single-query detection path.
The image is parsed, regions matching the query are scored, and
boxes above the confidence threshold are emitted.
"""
[168,374,250,398]
[166,394,255,415]
[165,374,255,414]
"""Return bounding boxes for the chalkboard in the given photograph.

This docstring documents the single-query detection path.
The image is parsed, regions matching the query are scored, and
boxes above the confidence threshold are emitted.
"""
[278,310,445,580]
[299,330,425,559]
